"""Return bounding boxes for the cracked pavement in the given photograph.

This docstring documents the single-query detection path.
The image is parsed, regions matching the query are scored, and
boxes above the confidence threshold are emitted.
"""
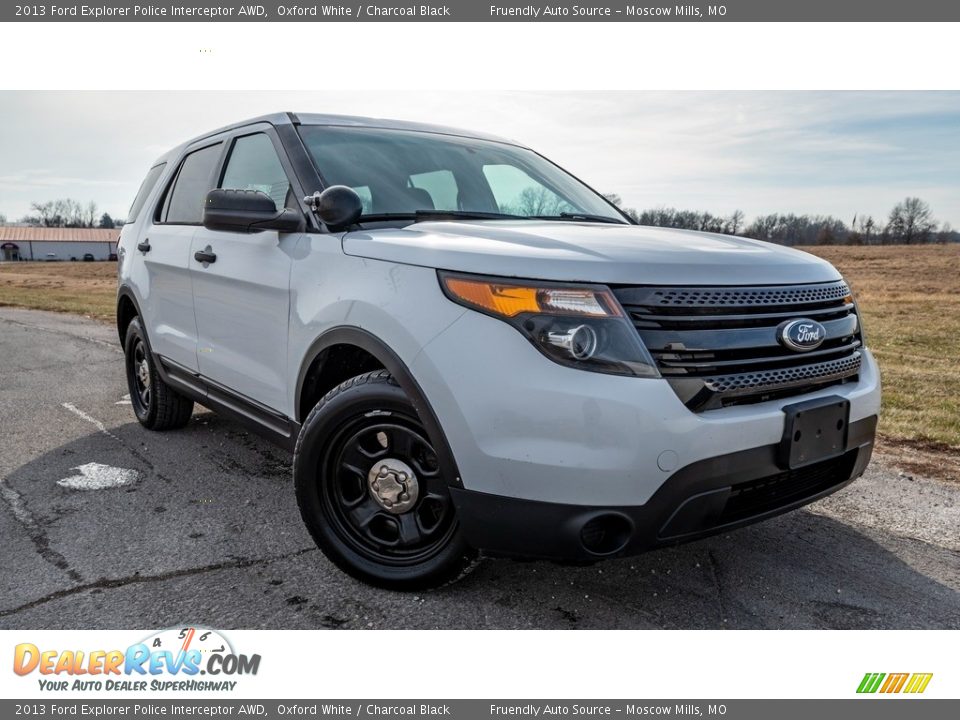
[0,307,958,629]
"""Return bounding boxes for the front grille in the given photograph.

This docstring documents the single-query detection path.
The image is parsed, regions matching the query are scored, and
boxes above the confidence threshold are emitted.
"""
[718,452,856,524]
[614,281,863,411]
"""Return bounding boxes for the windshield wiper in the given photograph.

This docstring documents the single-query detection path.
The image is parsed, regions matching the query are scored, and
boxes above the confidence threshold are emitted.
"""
[358,210,524,223]
[533,212,628,225]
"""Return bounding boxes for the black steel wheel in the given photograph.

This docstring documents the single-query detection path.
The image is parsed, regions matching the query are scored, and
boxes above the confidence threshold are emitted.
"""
[294,370,478,589]
[323,418,456,564]
[123,317,194,430]
[131,336,152,412]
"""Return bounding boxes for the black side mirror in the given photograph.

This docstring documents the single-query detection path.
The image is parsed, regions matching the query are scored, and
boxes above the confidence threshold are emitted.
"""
[203,189,304,234]
[308,186,363,230]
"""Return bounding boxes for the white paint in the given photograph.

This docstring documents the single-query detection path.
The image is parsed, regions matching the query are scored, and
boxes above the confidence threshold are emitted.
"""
[115,394,132,405]
[61,402,120,441]
[57,463,139,491]
[0,23,955,91]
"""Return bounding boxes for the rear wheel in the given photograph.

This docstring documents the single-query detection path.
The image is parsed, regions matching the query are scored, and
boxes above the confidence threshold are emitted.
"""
[294,370,478,589]
[124,317,194,430]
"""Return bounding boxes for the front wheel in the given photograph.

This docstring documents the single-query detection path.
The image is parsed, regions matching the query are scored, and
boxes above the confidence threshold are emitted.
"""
[294,370,478,590]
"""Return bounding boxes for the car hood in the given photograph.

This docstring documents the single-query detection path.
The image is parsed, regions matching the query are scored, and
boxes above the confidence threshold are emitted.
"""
[341,220,842,286]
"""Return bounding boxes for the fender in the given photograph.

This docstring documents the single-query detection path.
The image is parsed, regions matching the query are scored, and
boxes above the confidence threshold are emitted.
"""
[296,326,463,488]
[116,284,144,345]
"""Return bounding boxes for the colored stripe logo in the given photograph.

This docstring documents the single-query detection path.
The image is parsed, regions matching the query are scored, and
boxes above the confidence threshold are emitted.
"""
[857,672,933,694]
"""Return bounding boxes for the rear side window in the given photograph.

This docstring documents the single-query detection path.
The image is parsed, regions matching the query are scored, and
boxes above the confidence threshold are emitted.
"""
[220,133,293,210]
[163,143,222,224]
[126,163,166,224]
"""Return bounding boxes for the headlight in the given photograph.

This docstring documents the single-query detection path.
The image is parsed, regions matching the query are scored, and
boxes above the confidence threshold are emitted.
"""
[439,272,659,378]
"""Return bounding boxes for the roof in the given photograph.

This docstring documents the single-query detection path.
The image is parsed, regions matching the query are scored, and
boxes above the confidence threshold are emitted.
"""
[293,113,523,147]
[0,226,120,243]
[155,112,525,165]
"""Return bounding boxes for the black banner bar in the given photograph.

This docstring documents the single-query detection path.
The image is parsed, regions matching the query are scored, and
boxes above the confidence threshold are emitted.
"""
[4,1,960,22]
[2,700,958,719]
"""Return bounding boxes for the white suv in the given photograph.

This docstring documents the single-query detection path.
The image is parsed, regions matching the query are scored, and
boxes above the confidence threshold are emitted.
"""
[117,113,880,589]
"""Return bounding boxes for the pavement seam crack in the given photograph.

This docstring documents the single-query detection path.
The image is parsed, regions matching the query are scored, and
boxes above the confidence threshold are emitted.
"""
[707,550,727,627]
[0,481,83,584]
[0,547,318,619]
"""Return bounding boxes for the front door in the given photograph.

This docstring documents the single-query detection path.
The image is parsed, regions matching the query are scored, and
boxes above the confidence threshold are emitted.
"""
[190,131,303,413]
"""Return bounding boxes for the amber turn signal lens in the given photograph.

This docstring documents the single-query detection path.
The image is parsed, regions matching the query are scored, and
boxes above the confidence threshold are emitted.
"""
[442,277,540,317]
[442,276,619,318]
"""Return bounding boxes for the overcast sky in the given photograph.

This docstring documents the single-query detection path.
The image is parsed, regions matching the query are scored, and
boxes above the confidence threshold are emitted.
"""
[1,91,958,227]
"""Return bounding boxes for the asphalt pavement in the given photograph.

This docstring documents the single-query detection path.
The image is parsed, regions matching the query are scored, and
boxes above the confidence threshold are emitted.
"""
[1,307,957,629]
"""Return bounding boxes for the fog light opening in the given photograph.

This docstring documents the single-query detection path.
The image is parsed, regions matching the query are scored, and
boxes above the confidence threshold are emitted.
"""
[580,513,632,556]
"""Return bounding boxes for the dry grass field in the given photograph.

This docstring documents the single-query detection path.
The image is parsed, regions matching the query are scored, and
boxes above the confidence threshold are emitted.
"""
[2,247,958,461]
[804,245,960,480]
[806,245,960,452]
[0,260,116,323]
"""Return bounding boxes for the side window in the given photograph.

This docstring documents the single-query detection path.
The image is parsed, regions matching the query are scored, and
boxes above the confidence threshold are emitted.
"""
[409,169,458,210]
[220,133,293,210]
[164,144,222,224]
[482,163,573,216]
[126,162,166,224]
[352,185,374,215]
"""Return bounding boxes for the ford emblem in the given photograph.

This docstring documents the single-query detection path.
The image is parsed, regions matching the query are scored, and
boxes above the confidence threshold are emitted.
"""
[779,318,826,352]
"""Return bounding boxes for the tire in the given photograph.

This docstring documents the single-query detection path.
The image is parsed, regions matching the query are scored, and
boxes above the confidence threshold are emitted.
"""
[124,317,194,431]
[294,370,479,590]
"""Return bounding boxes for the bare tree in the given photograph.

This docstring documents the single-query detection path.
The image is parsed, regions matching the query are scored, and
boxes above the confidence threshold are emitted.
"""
[506,187,572,217]
[22,198,101,227]
[887,197,937,244]
[936,222,954,244]
[83,201,98,228]
[603,193,640,222]
[726,210,745,235]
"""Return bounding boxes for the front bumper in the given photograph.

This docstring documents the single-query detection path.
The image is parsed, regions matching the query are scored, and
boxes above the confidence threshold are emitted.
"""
[412,309,882,507]
[452,415,876,561]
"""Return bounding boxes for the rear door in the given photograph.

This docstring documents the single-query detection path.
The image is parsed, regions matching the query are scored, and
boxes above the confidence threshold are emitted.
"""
[189,128,304,413]
[139,141,223,371]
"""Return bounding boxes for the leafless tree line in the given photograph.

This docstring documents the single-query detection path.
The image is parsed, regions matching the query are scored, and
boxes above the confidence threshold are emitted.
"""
[16,199,118,229]
[606,195,957,246]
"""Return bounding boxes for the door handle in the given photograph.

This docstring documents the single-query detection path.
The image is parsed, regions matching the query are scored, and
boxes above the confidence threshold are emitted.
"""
[137,240,151,253]
[194,247,217,265]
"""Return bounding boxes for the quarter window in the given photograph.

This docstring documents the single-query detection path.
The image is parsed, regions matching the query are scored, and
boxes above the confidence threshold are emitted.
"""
[126,162,166,224]
[220,134,293,210]
[164,144,222,224]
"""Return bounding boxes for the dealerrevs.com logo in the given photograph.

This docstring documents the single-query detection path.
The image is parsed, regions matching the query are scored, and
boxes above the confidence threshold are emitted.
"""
[857,672,933,694]
[13,627,261,693]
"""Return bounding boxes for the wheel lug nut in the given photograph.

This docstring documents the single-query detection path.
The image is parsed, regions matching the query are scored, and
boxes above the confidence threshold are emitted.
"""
[400,493,409,501]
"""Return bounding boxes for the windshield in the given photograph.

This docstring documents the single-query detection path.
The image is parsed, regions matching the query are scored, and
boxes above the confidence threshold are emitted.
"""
[298,126,627,223]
